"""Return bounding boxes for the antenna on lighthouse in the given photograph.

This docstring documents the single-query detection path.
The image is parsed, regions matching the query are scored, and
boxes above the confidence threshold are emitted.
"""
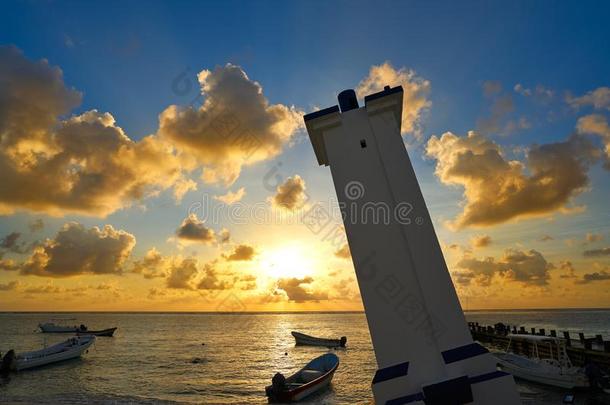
[304,86,520,404]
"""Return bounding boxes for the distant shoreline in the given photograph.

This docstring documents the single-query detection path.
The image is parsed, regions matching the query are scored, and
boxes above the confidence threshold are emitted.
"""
[1,308,610,314]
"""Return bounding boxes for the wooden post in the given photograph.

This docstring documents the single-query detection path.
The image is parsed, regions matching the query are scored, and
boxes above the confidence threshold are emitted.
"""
[579,332,585,343]
[563,331,571,347]
[550,330,557,337]
[539,328,545,336]
[519,326,526,334]
[512,326,517,334]
[584,339,592,350]
[604,341,610,353]
[531,327,536,335]
[596,334,603,344]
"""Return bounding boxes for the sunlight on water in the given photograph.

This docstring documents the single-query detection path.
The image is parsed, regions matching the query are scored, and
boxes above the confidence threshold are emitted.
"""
[1,311,610,404]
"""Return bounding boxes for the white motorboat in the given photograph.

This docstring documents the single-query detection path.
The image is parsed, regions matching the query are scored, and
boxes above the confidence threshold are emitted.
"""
[291,331,346,348]
[494,334,589,389]
[39,319,88,333]
[1,335,95,371]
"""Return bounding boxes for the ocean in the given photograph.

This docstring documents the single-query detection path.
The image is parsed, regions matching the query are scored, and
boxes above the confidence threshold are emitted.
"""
[1,310,610,404]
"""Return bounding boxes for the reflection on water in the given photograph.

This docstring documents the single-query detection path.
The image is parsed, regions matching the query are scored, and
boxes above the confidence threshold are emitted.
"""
[0,311,609,404]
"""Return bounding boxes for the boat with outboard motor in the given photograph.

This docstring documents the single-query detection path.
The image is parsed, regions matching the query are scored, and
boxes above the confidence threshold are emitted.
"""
[265,353,339,402]
[1,335,95,372]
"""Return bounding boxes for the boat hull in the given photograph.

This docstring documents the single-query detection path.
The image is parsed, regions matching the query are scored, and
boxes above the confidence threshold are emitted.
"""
[495,354,589,389]
[266,353,339,403]
[15,336,95,371]
[76,327,117,337]
[291,331,345,348]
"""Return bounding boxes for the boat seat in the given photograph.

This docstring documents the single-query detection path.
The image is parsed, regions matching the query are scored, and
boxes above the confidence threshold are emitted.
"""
[300,369,324,382]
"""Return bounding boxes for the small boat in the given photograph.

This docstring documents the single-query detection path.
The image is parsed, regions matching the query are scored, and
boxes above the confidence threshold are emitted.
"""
[39,320,88,333]
[493,334,589,389]
[291,331,346,348]
[1,335,95,372]
[76,327,117,337]
[265,353,339,402]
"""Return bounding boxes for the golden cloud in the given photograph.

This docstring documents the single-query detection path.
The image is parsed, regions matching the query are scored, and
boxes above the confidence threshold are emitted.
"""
[456,249,553,287]
[214,187,246,204]
[158,63,303,185]
[270,175,307,210]
[276,276,328,303]
[426,131,599,228]
[6,222,136,277]
[222,244,256,261]
[0,46,194,217]
[356,62,430,138]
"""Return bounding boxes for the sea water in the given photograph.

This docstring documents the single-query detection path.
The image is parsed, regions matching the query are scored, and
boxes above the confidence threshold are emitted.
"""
[1,311,610,404]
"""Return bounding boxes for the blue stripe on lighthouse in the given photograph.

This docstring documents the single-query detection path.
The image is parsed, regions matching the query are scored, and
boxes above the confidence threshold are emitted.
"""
[442,343,489,364]
[372,361,410,384]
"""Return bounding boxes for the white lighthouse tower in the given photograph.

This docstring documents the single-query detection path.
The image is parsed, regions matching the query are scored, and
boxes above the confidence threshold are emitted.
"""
[304,87,520,404]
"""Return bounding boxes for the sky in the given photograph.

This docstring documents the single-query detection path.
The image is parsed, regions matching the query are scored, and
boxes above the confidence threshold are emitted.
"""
[1,1,610,311]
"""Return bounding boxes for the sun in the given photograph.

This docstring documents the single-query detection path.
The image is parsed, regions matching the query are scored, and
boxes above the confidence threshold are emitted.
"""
[259,244,315,279]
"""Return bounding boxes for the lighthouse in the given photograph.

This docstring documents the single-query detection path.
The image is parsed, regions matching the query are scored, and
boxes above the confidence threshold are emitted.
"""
[304,87,520,404]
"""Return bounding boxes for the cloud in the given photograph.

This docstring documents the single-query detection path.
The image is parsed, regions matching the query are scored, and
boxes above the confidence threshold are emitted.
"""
[28,219,44,233]
[483,81,502,97]
[558,261,577,279]
[196,261,232,290]
[0,281,19,291]
[176,214,215,244]
[334,244,351,259]
[356,62,430,138]
[166,258,199,289]
[214,187,246,204]
[0,46,194,217]
[426,131,599,228]
[9,222,135,277]
[217,228,231,244]
[470,235,492,248]
[270,175,307,210]
[539,235,554,242]
[277,276,328,302]
[583,247,610,257]
[456,249,553,286]
[477,94,514,135]
[514,84,554,102]
[578,271,610,284]
[158,63,303,185]
[131,247,167,279]
[222,244,256,261]
[567,87,610,111]
[576,114,610,168]
[0,232,24,252]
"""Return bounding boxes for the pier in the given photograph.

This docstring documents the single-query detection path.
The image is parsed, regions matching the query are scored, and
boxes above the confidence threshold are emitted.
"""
[469,322,610,369]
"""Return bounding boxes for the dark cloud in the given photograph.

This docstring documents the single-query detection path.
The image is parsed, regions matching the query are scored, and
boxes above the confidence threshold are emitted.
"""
[176,214,215,244]
[28,219,44,232]
[277,277,328,302]
[584,247,610,257]
[166,258,199,289]
[577,271,610,284]
[456,249,552,286]
[9,222,135,277]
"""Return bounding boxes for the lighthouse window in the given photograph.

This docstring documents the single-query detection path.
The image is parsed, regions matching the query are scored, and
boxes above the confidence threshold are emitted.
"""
[360,139,367,148]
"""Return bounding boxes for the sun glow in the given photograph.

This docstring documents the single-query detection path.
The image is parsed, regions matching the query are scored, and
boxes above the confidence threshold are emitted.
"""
[259,244,315,279]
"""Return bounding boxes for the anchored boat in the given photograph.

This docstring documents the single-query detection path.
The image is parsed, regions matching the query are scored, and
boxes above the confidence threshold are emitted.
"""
[39,321,117,336]
[494,334,590,389]
[1,335,95,372]
[291,331,346,348]
[265,353,339,402]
